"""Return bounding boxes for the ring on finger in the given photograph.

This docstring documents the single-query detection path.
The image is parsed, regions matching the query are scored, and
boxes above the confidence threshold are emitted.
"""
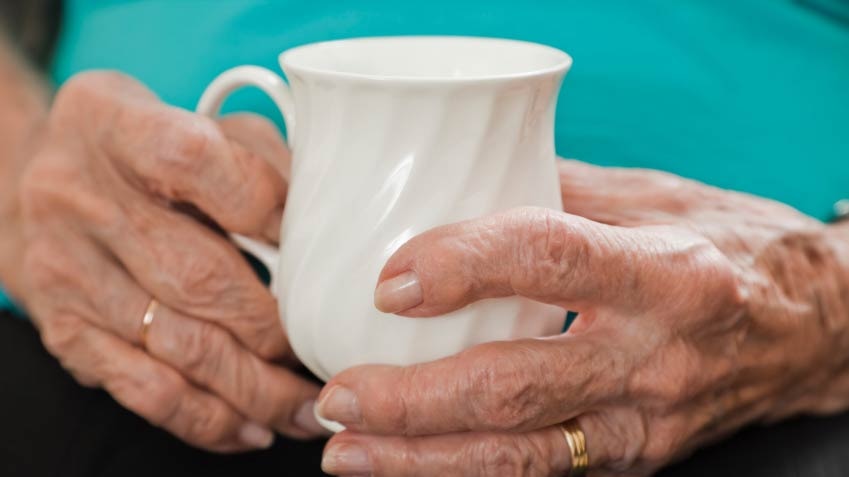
[139,298,159,350]
[560,418,589,476]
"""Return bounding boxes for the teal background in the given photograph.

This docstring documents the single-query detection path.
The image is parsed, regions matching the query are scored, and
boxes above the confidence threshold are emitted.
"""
[3,0,849,312]
[51,0,849,219]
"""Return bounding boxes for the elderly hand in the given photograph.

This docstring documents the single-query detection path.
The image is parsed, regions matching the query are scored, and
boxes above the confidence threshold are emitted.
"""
[317,160,849,476]
[5,71,325,452]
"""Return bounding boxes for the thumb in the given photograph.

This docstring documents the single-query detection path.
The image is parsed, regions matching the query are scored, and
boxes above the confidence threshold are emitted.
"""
[374,206,664,317]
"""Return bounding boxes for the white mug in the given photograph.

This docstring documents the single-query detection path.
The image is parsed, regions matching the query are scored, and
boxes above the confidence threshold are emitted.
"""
[197,36,572,383]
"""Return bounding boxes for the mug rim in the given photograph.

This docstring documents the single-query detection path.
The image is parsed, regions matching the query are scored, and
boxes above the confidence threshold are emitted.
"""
[278,36,573,84]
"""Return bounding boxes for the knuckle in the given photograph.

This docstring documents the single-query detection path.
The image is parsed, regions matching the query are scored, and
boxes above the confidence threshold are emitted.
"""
[243,309,287,360]
[630,371,691,406]
[234,363,272,422]
[508,208,580,297]
[640,424,683,465]
[23,239,69,290]
[222,151,276,229]
[717,261,750,319]
[387,366,416,434]
[128,371,184,423]
[462,345,543,430]
[687,238,750,317]
[154,114,224,176]
[54,71,121,107]
[121,371,230,446]
[102,364,211,438]
[168,248,235,306]
[472,436,532,477]
[625,169,696,215]
[627,342,700,405]
[651,229,746,318]
[181,397,235,447]
[18,159,69,220]
[39,313,85,358]
[19,158,125,233]
[174,321,224,380]
[639,168,688,193]
[592,410,648,472]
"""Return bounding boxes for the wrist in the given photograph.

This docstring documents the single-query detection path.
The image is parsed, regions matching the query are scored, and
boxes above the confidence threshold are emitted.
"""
[790,224,849,415]
[749,222,849,420]
[823,222,849,355]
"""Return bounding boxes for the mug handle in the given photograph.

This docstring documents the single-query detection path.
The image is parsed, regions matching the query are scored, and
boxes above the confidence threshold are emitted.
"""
[195,65,296,291]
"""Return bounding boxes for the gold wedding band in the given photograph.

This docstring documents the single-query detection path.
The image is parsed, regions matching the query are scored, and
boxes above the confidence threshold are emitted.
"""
[560,419,589,477]
[139,299,159,349]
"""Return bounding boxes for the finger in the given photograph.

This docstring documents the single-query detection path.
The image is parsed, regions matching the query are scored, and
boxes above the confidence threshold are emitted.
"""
[145,304,326,439]
[114,106,287,236]
[39,313,274,453]
[317,334,626,436]
[24,198,289,362]
[19,229,152,344]
[93,195,288,359]
[322,412,632,477]
[23,232,318,441]
[557,160,700,225]
[216,113,291,179]
[57,72,286,236]
[558,160,810,234]
[216,113,292,243]
[36,75,290,358]
[56,241,323,438]
[374,206,717,317]
[21,169,289,359]
[321,422,598,477]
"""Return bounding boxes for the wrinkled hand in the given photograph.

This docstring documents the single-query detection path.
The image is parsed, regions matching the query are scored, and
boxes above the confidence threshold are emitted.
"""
[7,71,324,452]
[317,160,849,476]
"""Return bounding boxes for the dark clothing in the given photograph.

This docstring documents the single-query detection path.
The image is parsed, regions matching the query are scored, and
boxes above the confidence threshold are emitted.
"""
[0,312,328,477]
[2,311,849,477]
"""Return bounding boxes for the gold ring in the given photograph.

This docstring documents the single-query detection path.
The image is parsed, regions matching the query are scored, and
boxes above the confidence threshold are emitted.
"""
[140,299,159,349]
[560,419,589,477]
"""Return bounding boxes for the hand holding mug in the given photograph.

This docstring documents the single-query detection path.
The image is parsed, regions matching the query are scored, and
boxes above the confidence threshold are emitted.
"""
[317,161,849,476]
[7,71,325,452]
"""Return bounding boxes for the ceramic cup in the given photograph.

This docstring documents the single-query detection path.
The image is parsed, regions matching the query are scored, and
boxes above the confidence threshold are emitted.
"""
[197,36,572,383]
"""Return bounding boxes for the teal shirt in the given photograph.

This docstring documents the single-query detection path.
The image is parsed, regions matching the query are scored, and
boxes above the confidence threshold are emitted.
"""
[0,292,16,315]
[3,0,849,311]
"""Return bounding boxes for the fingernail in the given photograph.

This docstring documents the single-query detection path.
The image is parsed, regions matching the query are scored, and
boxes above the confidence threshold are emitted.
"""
[322,443,372,475]
[294,399,330,436]
[317,386,362,425]
[239,422,275,449]
[374,270,422,313]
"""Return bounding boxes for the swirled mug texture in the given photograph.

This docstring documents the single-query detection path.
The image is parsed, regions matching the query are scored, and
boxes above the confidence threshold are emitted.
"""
[203,37,573,382]
[278,38,571,381]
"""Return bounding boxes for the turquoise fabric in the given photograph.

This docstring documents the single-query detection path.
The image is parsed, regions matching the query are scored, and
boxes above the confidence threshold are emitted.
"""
[3,0,849,311]
[0,287,14,311]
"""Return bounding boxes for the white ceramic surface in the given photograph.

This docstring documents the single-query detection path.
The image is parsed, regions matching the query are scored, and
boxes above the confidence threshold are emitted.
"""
[197,36,572,382]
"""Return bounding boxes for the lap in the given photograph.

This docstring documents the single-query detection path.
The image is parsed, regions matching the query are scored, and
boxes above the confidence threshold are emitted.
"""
[2,311,848,476]
[0,312,328,477]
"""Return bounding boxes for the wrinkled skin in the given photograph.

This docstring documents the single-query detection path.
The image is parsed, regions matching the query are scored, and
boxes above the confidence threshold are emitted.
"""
[4,71,326,452]
[317,160,849,476]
